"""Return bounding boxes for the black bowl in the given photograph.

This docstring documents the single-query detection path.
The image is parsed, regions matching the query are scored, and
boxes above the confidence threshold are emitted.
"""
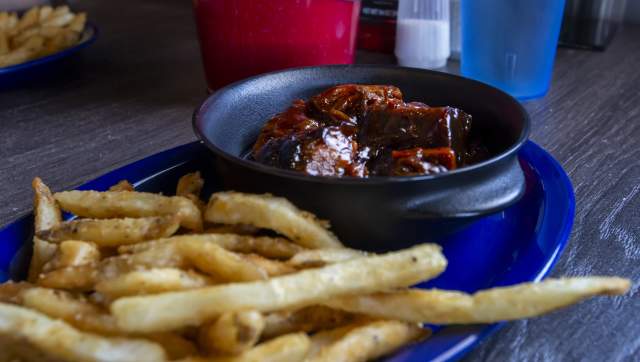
[193,65,530,251]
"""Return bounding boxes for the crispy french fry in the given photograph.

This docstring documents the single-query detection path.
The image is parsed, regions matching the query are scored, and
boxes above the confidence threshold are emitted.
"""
[199,310,265,355]
[288,248,366,268]
[205,192,342,249]
[204,223,260,235]
[55,190,203,231]
[146,333,198,360]
[324,277,631,324]
[38,6,53,22]
[0,281,32,304]
[21,287,121,335]
[243,254,296,276]
[43,12,74,27]
[118,233,303,260]
[306,320,429,362]
[109,180,135,192]
[68,12,87,33]
[0,302,167,362]
[177,172,204,198]
[111,243,446,332]
[0,31,8,55]
[0,12,7,31]
[262,306,357,339]
[17,6,39,31]
[179,240,268,282]
[95,268,211,299]
[28,178,62,282]
[189,333,310,362]
[42,240,100,272]
[37,216,180,246]
[37,264,97,291]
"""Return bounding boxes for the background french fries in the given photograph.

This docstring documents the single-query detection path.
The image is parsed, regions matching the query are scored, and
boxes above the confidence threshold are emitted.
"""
[0,6,87,68]
[0,175,630,362]
[205,192,343,249]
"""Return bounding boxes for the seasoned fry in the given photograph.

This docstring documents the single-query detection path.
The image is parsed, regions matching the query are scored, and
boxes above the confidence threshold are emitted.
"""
[55,190,203,231]
[205,192,342,249]
[37,216,181,246]
[17,7,39,31]
[145,333,198,360]
[37,264,97,291]
[325,277,631,324]
[204,223,260,236]
[0,302,167,362]
[118,233,303,260]
[198,310,265,355]
[95,268,211,299]
[288,248,366,268]
[68,12,87,33]
[42,240,100,272]
[306,320,429,362]
[21,287,121,335]
[177,171,204,198]
[187,333,310,362]
[28,178,62,282]
[243,254,297,276]
[263,306,357,339]
[111,244,446,332]
[0,281,32,304]
[109,180,135,192]
[179,240,268,282]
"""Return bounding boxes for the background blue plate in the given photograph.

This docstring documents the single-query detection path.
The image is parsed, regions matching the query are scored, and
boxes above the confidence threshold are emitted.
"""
[0,23,97,88]
[0,140,575,361]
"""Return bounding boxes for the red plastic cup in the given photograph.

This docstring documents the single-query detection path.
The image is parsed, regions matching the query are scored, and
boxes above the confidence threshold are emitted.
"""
[193,0,361,91]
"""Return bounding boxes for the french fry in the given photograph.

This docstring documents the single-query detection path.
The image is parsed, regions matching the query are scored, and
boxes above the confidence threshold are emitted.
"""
[95,268,211,299]
[109,180,135,192]
[118,233,303,260]
[55,190,203,231]
[111,244,446,332]
[189,333,310,362]
[0,31,8,55]
[37,216,181,246]
[146,333,198,360]
[37,264,97,291]
[177,172,204,198]
[288,248,366,268]
[68,12,87,33]
[262,306,357,339]
[21,287,121,335]
[324,277,631,324]
[243,254,297,276]
[179,240,268,282]
[38,6,53,22]
[198,310,265,355]
[17,6,39,31]
[205,192,342,249]
[43,12,74,27]
[28,178,62,282]
[0,302,167,362]
[42,240,100,272]
[306,320,429,362]
[0,281,32,304]
[204,223,260,235]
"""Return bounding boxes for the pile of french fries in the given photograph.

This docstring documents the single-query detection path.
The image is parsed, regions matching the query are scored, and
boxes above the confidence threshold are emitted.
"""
[0,173,630,361]
[0,6,87,68]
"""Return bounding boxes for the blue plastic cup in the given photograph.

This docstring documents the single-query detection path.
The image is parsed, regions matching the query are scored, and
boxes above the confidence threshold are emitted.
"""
[461,0,566,100]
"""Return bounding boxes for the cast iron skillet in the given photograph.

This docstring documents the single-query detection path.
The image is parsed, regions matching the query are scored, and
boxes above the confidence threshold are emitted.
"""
[193,65,530,251]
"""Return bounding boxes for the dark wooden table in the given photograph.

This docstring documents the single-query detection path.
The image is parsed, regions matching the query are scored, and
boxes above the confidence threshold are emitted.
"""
[1,1,638,361]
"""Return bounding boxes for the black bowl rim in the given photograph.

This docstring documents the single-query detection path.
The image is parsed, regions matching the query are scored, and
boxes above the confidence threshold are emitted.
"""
[193,64,531,185]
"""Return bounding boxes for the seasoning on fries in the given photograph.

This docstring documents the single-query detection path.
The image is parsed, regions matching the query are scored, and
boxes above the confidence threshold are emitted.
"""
[0,176,630,361]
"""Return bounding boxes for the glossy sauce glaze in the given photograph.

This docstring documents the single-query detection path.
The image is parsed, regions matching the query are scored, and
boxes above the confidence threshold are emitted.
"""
[251,84,489,177]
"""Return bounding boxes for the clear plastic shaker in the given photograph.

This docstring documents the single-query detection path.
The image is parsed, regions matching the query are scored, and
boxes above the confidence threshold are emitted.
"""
[395,0,450,69]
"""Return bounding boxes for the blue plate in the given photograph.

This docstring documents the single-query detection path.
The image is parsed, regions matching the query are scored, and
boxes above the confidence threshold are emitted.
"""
[0,140,574,361]
[0,23,98,88]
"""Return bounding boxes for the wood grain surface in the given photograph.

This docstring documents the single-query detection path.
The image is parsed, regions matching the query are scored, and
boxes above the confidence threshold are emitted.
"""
[0,1,638,361]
